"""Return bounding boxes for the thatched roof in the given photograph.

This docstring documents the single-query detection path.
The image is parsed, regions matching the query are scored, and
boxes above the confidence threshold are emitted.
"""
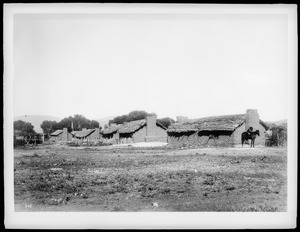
[51,130,63,136]
[102,119,167,135]
[102,124,122,135]
[118,119,146,134]
[259,120,269,130]
[71,129,95,138]
[167,114,268,133]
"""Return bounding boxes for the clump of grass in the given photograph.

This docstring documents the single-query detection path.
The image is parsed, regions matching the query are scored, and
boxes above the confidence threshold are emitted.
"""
[32,153,39,158]
[18,160,26,165]
[203,179,214,185]
[225,186,236,191]
[242,203,278,212]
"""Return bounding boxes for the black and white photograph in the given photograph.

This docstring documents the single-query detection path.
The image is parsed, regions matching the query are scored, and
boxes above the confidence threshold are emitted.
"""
[4,3,297,229]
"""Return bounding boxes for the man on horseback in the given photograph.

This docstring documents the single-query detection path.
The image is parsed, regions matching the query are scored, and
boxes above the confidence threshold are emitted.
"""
[247,126,253,136]
[242,126,260,147]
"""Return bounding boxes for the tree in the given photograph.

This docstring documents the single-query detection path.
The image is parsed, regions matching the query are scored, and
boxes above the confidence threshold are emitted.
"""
[109,110,157,125]
[14,120,36,144]
[128,110,149,121]
[43,115,101,133]
[157,117,175,128]
[90,120,101,130]
[58,116,73,132]
[71,115,100,130]
[41,120,59,139]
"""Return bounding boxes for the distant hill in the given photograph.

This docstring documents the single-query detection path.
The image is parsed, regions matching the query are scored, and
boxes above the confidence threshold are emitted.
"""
[95,116,116,128]
[14,115,61,133]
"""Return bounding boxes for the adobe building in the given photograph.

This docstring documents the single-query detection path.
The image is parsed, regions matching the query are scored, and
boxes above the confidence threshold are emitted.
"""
[167,109,268,147]
[71,128,101,144]
[101,124,121,144]
[102,115,168,144]
[50,128,73,142]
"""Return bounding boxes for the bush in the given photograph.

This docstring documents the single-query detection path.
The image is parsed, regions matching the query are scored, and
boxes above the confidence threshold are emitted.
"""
[265,125,287,146]
[14,139,26,147]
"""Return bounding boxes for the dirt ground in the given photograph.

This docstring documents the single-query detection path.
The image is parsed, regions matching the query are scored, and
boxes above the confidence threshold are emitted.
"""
[14,144,287,212]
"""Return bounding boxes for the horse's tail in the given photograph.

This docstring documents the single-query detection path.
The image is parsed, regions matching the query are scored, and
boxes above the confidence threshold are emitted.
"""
[241,133,245,146]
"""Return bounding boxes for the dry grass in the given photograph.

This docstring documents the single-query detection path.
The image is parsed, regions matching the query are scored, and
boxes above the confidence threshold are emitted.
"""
[14,145,287,211]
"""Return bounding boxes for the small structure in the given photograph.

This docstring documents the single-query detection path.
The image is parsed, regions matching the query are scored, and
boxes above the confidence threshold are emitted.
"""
[101,124,121,144]
[167,109,269,147]
[50,128,73,142]
[102,115,168,144]
[71,128,101,145]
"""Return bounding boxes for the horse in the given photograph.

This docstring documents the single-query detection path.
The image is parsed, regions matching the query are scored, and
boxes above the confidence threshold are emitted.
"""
[241,130,260,147]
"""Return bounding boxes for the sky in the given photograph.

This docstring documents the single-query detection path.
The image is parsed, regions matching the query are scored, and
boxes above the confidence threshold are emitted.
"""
[13,11,288,121]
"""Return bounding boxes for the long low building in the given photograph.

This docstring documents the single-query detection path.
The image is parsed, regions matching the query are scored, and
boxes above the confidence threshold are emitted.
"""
[71,128,101,143]
[50,128,101,143]
[50,128,73,142]
[167,109,269,147]
[102,115,167,144]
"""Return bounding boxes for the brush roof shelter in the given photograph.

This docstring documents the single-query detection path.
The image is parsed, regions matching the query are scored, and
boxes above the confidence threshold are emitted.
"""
[50,128,72,142]
[102,115,167,144]
[71,128,101,144]
[71,129,97,139]
[167,109,269,147]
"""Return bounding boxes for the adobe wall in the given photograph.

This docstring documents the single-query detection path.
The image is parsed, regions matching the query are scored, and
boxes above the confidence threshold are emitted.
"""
[145,125,168,142]
[87,128,101,140]
[254,123,267,146]
[232,124,246,145]
[168,132,234,147]
[50,133,64,142]
[102,132,119,144]
[50,136,58,142]
[132,126,147,142]
[202,135,234,147]
[61,128,73,141]
[167,132,198,147]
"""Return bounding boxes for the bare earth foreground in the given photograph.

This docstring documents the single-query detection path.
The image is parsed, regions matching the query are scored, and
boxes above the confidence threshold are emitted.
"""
[14,145,287,212]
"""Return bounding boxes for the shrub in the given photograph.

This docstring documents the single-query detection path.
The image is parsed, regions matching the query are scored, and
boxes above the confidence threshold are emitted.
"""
[265,125,287,146]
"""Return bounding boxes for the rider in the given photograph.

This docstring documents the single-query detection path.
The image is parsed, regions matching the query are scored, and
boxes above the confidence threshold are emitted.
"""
[247,126,253,136]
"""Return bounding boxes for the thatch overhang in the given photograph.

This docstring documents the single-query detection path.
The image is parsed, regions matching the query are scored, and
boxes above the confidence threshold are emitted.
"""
[71,129,95,139]
[102,118,167,135]
[167,114,268,134]
[259,120,269,130]
[156,121,167,130]
[102,124,122,135]
[51,130,63,136]
[118,119,146,134]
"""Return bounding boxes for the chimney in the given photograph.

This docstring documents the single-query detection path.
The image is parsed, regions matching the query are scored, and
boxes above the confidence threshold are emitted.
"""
[245,109,260,131]
[62,128,68,141]
[146,115,157,137]
[94,128,100,139]
[176,116,188,122]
